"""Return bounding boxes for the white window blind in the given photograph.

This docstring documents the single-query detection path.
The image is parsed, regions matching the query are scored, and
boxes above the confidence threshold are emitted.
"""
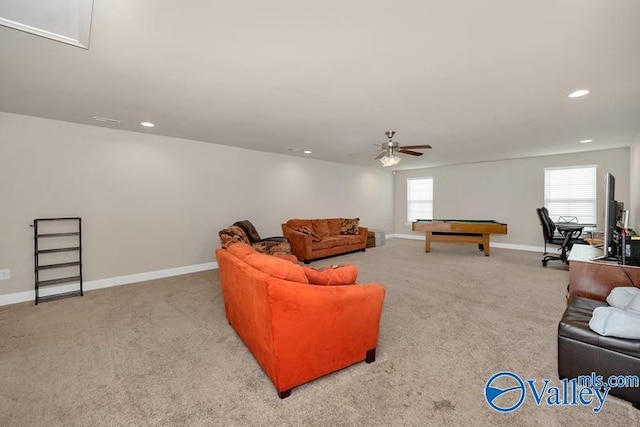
[407,177,433,222]
[544,165,597,225]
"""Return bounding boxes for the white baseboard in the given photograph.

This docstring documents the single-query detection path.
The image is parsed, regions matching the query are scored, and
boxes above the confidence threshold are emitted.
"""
[388,233,423,240]
[490,242,546,253]
[0,261,218,307]
[0,237,547,307]
[389,234,546,253]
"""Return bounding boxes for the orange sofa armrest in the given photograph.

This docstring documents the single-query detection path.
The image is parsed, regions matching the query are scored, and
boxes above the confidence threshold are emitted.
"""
[265,281,385,391]
[358,226,368,237]
[281,224,312,259]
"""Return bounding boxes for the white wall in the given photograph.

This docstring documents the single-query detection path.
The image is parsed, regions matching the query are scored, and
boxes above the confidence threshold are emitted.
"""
[0,112,393,297]
[630,131,640,231]
[393,149,630,249]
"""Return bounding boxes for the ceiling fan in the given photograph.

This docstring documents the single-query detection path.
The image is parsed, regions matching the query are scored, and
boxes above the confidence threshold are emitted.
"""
[375,131,432,166]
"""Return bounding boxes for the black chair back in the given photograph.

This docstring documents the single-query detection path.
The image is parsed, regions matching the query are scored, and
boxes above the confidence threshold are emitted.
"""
[537,207,587,266]
[537,207,556,243]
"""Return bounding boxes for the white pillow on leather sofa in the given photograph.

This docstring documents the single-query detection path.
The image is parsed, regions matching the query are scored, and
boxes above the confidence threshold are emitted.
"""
[606,286,640,314]
[589,306,640,339]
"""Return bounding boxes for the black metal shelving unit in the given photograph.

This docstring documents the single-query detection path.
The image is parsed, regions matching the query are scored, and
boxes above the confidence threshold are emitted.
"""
[33,217,83,305]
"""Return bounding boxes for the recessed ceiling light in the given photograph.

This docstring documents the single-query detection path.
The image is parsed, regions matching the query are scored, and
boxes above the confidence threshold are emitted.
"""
[140,121,155,127]
[579,139,593,144]
[303,150,312,154]
[93,116,121,124]
[568,89,590,98]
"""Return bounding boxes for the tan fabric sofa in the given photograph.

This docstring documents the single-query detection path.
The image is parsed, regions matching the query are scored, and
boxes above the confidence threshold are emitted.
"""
[281,218,368,264]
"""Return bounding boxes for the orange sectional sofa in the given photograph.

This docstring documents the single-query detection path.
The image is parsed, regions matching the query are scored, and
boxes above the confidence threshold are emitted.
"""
[282,218,368,264]
[215,243,385,398]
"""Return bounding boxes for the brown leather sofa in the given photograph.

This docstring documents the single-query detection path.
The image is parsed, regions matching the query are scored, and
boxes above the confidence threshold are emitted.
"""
[558,282,640,408]
[281,218,368,264]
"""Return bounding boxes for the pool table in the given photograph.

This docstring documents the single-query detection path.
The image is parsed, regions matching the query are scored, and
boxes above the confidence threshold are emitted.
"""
[412,219,508,256]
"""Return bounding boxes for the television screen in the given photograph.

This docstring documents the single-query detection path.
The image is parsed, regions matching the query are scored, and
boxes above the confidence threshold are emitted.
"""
[603,173,616,257]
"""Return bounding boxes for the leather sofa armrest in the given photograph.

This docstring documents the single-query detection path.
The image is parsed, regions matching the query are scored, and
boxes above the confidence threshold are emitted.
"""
[358,226,368,237]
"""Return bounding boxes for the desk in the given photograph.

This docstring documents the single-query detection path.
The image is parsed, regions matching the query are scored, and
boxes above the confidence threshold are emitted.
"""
[412,219,507,256]
[568,245,640,301]
[544,223,585,266]
[556,223,584,234]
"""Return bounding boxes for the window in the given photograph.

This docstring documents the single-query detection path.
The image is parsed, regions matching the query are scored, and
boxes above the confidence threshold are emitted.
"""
[407,177,433,222]
[544,165,597,225]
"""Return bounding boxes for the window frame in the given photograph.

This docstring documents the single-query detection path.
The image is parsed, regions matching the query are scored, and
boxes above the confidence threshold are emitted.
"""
[543,165,597,226]
[406,177,434,224]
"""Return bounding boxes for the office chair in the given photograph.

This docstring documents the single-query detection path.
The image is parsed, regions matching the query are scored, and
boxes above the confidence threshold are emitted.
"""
[536,207,586,266]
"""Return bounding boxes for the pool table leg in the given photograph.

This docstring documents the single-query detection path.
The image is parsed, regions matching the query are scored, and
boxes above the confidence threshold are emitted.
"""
[424,232,431,253]
[482,233,490,256]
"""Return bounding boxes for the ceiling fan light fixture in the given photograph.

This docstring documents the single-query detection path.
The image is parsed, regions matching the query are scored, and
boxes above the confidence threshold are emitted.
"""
[375,131,430,166]
[380,155,402,167]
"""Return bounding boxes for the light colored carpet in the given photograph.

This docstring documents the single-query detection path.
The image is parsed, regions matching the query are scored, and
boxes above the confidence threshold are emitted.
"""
[0,239,638,426]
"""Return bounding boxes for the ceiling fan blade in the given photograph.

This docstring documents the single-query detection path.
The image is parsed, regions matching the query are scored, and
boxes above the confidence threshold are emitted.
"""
[374,151,387,160]
[398,149,424,156]
[399,144,432,149]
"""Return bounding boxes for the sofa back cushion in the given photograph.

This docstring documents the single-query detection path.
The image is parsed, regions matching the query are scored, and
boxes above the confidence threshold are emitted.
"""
[227,242,257,259]
[219,225,250,248]
[303,264,358,286]
[311,219,331,237]
[327,219,343,236]
[244,252,309,284]
[294,225,322,242]
[286,219,313,230]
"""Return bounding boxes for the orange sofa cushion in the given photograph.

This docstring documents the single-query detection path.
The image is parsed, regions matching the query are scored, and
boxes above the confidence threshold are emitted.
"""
[311,235,363,250]
[244,252,309,284]
[227,242,257,259]
[286,219,313,230]
[294,225,322,242]
[303,264,358,286]
[327,219,342,235]
[312,219,331,237]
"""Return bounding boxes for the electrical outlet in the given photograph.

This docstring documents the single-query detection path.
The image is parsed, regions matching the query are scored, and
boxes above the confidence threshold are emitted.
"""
[0,269,10,280]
